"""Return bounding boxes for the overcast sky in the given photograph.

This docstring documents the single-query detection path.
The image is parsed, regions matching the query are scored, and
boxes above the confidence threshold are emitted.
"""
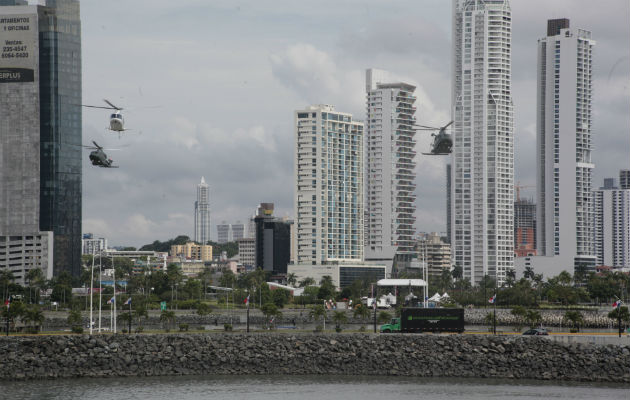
[77,0,630,248]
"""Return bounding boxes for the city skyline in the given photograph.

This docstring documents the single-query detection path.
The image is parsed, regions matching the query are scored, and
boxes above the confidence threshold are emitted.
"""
[75,0,629,248]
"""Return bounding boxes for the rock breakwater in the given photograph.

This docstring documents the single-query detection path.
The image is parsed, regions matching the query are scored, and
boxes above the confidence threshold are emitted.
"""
[1,333,629,383]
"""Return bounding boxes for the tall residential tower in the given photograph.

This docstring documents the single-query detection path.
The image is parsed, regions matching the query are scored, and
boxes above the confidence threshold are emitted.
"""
[194,177,210,244]
[364,69,417,274]
[535,19,596,274]
[294,105,364,265]
[451,0,514,285]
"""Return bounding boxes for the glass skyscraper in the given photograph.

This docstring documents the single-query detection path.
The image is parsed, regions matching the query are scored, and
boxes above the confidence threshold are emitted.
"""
[0,0,82,280]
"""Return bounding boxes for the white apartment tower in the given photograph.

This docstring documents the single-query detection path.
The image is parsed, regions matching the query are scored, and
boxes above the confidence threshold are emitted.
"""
[593,176,630,269]
[365,69,417,272]
[194,177,210,244]
[536,19,596,272]
[451,0,514,286]
[294,105,364,265]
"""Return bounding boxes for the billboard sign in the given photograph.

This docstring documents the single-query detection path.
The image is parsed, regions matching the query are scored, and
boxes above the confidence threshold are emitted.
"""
[0,12,38,83]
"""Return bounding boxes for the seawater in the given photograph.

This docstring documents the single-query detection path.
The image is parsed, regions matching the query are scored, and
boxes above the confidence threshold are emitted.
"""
[2,375,628,400]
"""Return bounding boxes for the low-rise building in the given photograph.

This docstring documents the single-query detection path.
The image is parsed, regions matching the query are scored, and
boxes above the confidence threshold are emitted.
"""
[237,238,255,267]
[170,242,213,262]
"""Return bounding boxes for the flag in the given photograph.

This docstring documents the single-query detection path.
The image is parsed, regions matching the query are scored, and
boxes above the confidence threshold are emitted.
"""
[107,296,115,304]
[613,299,623,308]
[4,298,9,310]
[124,297,132,305]
[488,294,496,304]
[244,295,250,305]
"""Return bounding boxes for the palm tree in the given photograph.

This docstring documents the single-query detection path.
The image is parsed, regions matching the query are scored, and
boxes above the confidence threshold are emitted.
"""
[286,273,297,288]
[25,268,44,304]
[299,277,316,288]
[523,266,535,280]
[160,310,176,331]
[309,304,327,330]
[21,305,45,333]
[0,270,15,302]
[353,304,370,320]
[525,309,542,328]
[332,311,347,332]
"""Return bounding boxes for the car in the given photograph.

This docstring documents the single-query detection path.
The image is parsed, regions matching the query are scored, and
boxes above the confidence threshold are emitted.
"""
[522,328,549,336]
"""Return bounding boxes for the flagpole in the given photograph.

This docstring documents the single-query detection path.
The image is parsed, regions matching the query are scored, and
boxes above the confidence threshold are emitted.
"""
[90,249,95,335]
[246,292,250,333]
[113,257,116,334]
[128,298,132,334]
[98,254,102,333]
[493,293,497,335]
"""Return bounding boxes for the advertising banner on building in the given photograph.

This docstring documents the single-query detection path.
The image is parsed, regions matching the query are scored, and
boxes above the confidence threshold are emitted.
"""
[0,11,38,83]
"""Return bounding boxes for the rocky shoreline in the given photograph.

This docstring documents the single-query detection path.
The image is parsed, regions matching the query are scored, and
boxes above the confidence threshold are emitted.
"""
[1,333,628,383]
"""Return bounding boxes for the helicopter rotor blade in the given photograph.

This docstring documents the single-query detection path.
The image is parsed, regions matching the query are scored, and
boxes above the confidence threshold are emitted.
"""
[82,104,116,110]
[442,120,454,130]
[92,141,102,149]
[103,99,122,110]
[414,124,439,130]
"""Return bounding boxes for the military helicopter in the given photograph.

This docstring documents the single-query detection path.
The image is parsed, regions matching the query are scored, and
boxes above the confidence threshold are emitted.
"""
[414,121,453,155]
[84,141,118,168]
[82,99,128,134]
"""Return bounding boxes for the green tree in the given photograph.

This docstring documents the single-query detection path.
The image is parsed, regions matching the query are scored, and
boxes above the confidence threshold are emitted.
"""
[197,302,212,316]
[318,275,335,300]
[525,309,542,328]
[353,304,370,320]
[219,269,236,288]
[261,302,282,328]
[25,268,45,304]
[523,266,535,280]
[299,277,316,288]
[271,289,290,308]
[0,270,15,302]
[67,309,83,331]
[608,306,630,324]
[510,305,527,331]
[563,310,584,332]
[377,311,391,324]
[309,304,327,325]
[332,310,348,332]
[286,273,297,287]
[20,305,45,333]
[160,310,176,331]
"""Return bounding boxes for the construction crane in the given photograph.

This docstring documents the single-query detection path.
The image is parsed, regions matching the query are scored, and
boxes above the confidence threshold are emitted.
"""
[515,181,535,201]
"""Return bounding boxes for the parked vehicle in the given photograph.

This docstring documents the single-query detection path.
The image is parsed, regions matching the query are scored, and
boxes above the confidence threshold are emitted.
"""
[380,308,465,333]
[522,328,549,336]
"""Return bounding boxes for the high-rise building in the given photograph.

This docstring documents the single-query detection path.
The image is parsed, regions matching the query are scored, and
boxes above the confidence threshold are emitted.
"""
[364,69,417,274]
[236,238,255,267]
[417,233,452,277]
[0,0,82,282]
[194,177,210,244]
[620,170,630,190]
[593,176,630,269]
[514,199,536,257]
[231,222,245,241]
[81,233,108,255]
[294,104,364,265]
[254,203,291,275]
[534,19,596,274]
[217,222,231,244]
[451,0,514,286]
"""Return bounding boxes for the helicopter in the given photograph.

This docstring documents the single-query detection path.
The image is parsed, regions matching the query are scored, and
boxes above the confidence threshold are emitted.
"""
[84,141,118,168]
[414,121,453,155]
[82,99,128,134]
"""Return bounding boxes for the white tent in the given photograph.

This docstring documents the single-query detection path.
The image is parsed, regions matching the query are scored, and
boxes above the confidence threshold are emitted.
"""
[428,293,442,302]
[441,292,450,299]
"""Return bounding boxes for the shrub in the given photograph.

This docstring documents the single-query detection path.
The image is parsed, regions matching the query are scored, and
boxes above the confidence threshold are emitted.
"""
[179,323,189,332]
[224,323,233,332]
[71,326,83,334]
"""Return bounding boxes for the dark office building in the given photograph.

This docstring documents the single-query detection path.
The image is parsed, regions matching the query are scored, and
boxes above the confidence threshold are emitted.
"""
[254,203,291,275]
[0,0,82,279]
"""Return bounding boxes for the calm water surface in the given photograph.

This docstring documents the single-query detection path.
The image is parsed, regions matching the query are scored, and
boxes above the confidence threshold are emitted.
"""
[2,375,628,400]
